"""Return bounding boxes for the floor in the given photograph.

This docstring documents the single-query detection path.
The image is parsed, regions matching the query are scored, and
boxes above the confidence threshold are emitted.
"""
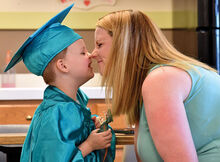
[0,145,137,162]
[0,151,6,162]
[0,146,21,162]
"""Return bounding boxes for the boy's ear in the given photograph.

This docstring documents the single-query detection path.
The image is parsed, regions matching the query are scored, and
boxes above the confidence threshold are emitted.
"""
[56,59,68,73]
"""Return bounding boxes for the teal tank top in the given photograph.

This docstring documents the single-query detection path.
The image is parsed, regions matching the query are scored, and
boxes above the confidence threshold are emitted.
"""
[137,65,220,162]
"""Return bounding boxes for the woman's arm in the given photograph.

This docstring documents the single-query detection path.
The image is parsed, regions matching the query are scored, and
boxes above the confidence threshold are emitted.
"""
[142,66,198,162]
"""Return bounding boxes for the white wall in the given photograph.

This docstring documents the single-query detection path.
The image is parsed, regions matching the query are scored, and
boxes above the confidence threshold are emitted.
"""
[0,0,196,12]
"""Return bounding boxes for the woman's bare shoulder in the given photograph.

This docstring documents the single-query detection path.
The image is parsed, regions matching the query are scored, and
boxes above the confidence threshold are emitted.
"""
[142,66,191,101]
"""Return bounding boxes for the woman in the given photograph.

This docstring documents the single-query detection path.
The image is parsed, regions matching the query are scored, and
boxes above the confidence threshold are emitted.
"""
[92,10,220,162]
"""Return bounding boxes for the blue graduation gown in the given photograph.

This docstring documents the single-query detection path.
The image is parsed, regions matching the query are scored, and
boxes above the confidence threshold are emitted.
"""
[20,85,115,162]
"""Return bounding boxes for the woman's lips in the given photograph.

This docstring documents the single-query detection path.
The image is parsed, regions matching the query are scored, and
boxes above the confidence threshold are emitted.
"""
[97,60,103,63]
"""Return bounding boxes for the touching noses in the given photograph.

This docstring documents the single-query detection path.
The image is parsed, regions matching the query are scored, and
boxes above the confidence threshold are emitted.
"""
[87,52,92,57]
[91,49,98,58]
[87,49,98,59]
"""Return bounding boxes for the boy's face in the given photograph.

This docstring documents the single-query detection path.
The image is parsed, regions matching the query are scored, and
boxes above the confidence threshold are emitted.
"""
[64,39,94,83]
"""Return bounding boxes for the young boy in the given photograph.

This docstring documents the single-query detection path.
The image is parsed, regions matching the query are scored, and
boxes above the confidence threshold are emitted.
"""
[4,4,115,161]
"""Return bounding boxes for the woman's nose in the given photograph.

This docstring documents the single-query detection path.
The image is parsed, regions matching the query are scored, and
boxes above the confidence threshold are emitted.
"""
[91,49,98,58]
[87,52,96,60]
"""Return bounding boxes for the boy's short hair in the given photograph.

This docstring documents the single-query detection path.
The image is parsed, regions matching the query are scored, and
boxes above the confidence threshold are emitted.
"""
[43,48,67,84]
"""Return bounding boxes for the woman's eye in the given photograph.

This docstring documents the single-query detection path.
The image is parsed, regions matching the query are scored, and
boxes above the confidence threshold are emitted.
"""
[97,43,102,48]
[81,52,86,55]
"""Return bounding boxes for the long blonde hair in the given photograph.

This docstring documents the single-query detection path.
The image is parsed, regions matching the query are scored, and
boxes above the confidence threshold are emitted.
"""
[96,10,217,125]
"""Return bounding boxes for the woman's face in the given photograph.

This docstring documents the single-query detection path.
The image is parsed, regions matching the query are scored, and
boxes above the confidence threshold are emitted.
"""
[92,27,112,75]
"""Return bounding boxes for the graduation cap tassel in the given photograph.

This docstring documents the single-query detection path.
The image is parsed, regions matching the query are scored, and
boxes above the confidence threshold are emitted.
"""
[103,148,108,162]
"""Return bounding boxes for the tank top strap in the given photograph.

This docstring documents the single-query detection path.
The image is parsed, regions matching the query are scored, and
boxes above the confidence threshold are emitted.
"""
[147,64,167,75]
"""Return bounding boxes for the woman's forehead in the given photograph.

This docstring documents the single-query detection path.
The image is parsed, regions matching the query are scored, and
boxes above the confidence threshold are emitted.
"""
[95,28,110,40]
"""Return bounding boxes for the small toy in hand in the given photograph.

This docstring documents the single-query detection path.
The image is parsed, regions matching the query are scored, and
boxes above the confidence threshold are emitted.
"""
[98,109,113,133]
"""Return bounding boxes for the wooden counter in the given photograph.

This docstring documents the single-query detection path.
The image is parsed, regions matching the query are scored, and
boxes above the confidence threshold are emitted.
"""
[0,133,134,162]
[0,133,134,145]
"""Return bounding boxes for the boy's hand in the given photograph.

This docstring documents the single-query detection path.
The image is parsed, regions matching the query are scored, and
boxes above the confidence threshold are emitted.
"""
[92,116,101,128]
[87,129,112,151]
[78,128,112,157]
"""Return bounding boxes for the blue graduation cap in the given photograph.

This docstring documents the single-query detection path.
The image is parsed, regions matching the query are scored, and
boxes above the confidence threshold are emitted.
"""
[4,4,82,76]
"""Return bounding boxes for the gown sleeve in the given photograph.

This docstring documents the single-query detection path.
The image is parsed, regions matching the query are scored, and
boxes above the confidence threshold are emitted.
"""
[99,127,116,162]
[31,102,86,162]
[77,88,116,162]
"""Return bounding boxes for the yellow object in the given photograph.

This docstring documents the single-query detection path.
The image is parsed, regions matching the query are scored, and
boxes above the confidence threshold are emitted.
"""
[0,11,197,30]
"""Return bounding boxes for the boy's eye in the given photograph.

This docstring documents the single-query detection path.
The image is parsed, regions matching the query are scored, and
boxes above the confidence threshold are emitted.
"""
[81,52,86,55]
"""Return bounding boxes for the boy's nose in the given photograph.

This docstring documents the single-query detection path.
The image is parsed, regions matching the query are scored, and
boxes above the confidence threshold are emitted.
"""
[87,52,91,57]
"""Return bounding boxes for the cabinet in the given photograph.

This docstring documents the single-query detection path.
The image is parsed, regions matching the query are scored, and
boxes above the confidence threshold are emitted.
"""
[0,99,129,162]
[0,100,128,128]
[0,100,40,125]
[87,100,128,129]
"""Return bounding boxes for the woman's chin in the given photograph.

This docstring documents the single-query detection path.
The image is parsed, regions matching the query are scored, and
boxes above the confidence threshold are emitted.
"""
[98,65,105,76]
